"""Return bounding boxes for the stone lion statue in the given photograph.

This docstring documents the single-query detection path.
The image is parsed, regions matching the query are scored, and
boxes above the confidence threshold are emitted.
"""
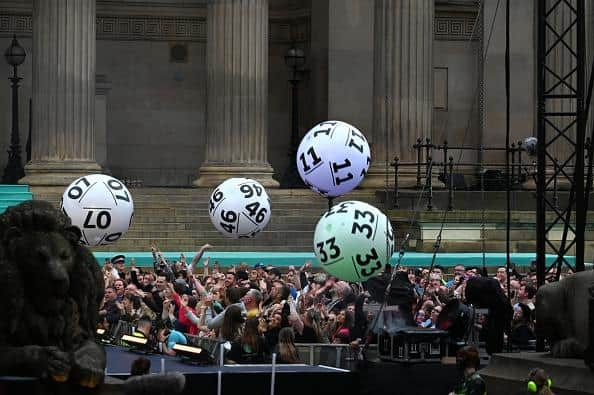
[535,269,594,368]
[0,200,106,389]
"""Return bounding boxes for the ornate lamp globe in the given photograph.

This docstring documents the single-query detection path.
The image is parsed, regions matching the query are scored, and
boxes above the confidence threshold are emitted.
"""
[5,35,26,67]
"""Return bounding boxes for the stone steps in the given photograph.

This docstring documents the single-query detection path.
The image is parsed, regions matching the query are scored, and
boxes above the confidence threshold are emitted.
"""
[131,215,319,226]
[0,185,33,213]
[27,187,594,260]
[92,243,313,252]
[126,224,315,240]
[127,223,316,234]
[92,236,314,249]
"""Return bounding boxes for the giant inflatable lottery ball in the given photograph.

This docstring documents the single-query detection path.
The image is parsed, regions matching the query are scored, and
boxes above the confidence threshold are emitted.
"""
[297,121,371,198]
[60,174,134,246]
[209,178,271,239]
[313,200,394,282]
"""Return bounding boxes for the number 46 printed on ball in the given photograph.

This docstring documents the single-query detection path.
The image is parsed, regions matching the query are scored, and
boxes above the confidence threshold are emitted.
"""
[208,178,272,240]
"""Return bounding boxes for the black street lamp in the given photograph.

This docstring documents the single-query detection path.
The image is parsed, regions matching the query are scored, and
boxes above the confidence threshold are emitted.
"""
[280,45,306,188]
[3,34,26,184]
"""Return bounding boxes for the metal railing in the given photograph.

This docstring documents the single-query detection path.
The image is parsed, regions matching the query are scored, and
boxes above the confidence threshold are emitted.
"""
[295,343,363,369]
[387,136,591,210]
[104,322,370,370]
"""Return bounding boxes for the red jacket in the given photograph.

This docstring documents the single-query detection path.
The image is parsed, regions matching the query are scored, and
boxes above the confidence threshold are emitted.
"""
[171,292,199,335]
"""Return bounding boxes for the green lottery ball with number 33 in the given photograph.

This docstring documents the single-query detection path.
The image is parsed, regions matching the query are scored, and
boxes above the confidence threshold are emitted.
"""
[60,174,134,246]
[313,201,395,282]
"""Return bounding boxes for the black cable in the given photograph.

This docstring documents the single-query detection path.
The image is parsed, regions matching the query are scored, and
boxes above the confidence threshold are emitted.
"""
[505,0,512,353]
[582,49,594,212]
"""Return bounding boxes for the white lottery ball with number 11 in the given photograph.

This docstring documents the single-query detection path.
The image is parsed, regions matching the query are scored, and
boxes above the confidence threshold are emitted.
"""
[297,120,371,198]
[60,174,134,246]
[209,178,271,239]
[313,200,394,282]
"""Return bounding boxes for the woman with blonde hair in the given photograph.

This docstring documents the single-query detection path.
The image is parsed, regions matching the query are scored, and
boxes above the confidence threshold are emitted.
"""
[276,327,300,364]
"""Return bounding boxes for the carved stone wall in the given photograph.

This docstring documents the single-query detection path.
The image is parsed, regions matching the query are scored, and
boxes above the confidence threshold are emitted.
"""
[435,14,477,41]
[0,1,483,186]
[1,8,470,42]
[0,13,309,43]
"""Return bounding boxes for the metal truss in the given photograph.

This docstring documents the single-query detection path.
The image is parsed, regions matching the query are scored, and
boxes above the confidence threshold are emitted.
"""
[536,0,587,286]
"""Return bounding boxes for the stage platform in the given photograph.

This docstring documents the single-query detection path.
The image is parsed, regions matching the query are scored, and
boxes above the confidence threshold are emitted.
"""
[105,346,357,395]
[0,345,478,395]
[480,352,594,395]
[92,251,574,268]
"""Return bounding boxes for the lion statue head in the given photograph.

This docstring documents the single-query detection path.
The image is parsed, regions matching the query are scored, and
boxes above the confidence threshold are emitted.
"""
[0,200,105,388]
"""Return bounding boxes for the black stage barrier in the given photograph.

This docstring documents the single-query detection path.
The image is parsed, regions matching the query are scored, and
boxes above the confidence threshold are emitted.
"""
[0,345,464,395]
[105,345,359,395]
[358,359,461,395]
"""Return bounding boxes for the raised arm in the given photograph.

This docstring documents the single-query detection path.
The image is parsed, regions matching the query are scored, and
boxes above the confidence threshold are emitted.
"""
[150,245,161,272]
[192,275,208,297]
[191,243,213,268]
[287,297,304,334]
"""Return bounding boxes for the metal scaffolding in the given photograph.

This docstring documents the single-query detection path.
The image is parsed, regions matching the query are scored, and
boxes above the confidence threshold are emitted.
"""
[536,0,587,288]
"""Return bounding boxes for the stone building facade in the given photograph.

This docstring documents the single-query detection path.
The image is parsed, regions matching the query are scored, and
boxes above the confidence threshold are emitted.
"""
[0,0,562,187]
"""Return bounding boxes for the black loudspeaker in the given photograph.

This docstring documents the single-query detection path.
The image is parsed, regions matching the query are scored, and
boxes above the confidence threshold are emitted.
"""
[438,173,467,190]
[482,170,506,190]
[172,344,215,365]
[185,335,221,364]
[436,299,472,343]
[378,327,449,363]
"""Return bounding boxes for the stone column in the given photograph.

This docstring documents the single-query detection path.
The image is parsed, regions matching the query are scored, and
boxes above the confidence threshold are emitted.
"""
[194,0,278,187]
[20,0,101,186]
[362,0,434,188]
[95,75,112,169]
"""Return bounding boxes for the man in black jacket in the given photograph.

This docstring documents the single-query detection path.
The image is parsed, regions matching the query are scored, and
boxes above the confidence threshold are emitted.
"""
[465,276,513,354]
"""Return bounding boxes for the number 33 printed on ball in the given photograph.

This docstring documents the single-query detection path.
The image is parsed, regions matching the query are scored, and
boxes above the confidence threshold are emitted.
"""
[313,201,394,282]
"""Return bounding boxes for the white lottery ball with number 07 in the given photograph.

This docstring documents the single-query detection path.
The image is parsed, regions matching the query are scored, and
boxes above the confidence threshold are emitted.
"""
[209,178,271,239]
[60,174,134,246]
[313,201,394,282]
[297,120,371,197]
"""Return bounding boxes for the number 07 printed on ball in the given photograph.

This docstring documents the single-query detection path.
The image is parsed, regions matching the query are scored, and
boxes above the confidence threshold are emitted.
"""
[60,174,134,246]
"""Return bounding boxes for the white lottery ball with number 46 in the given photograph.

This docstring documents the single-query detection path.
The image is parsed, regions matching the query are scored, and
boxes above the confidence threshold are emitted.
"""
[313,201,394,282]
[60,174,134,246]
[297,120,371,197]
[209,178,271,239]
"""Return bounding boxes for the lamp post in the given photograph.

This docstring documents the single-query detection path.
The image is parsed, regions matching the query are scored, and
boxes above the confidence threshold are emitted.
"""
[280,45,306,188]
[3,35,26,184]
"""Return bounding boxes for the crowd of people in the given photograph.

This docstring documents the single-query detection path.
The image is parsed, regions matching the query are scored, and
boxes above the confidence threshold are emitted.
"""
[97,245,566,393]
[99,244,368,364]
[409,262,546,349]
